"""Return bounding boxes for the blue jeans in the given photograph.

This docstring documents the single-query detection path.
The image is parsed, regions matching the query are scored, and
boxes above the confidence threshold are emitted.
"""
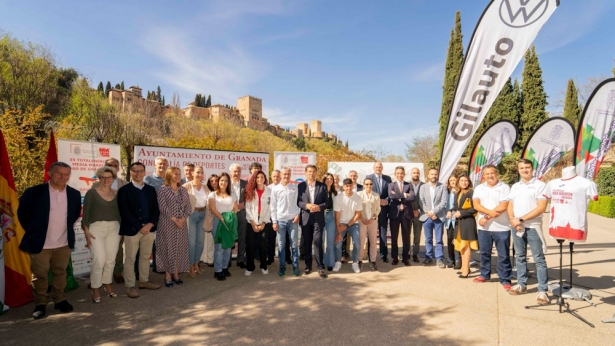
[323,210,336,267]
[423,218,444,260]
[212,218,231,273]
[512,227,548,292]
[335,223,360,263]
[478,230,512,285]
[277,220,299,270]
[189,210,206,264]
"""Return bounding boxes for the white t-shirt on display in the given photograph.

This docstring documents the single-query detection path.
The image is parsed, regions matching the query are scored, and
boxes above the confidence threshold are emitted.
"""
[542,175,598,242]
[473,181,511,232]
[509,178,546,229]
[334,193,363,224]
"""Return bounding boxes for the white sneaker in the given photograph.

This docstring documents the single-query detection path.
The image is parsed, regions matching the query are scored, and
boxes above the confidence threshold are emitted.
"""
[261,268,269,275]
[244,270,252,276]
[536,292,550,305]
[352,263,360,273]
[332,261,342,272]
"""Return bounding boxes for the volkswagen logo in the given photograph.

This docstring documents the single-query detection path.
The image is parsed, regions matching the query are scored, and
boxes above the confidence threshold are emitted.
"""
[499,0,550,28]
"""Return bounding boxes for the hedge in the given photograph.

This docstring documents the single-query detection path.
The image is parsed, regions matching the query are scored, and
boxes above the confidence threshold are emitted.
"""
[595,167,615,197]
[588,196,615,218]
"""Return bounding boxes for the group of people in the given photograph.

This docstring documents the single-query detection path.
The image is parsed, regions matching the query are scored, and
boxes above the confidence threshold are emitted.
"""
[18,157,552,320]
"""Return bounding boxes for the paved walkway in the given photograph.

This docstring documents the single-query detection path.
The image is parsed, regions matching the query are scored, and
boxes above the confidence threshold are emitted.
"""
[1,213,614,345]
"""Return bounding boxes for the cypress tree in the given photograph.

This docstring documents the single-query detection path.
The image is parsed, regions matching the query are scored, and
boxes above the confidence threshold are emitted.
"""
[206,95,211,107]
[162,95,165,106]
[115,83,121,89]
[512,79,523,150]
[120,81,124,90]
[437,11,464,156]
[345,140,349,149]
[156,85,162,102]
[97,82,104,95]
[563,79,582,129]
[105,81,111,95]
[194,94,201,106]
[519,46,548,149]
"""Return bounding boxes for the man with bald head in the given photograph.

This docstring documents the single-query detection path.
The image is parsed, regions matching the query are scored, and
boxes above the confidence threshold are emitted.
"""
[366,162,392,262]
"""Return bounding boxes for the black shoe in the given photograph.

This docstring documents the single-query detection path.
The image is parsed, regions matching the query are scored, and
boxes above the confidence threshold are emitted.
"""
[32,305,46,319]
[173,278,183,285]
[382,257,389,263]
[412,255,419,263]
[304,267,312,275]
[358,261,363,270]
[53,300,73,313]
[207,263,214,267]
[402,259,411,266]
[215,272,226,281]
[392,258,399,265]
[422,258,433,266]
[327,266,333,271]
[318,270,328,279]
[370,262,378,271]
[447,260,455,268]
[223,268,232,277]
[454,261,462,270]
[238,262,246,269]
[165,280,173,287]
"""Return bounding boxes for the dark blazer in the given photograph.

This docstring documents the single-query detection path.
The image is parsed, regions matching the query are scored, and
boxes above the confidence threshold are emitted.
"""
[18,183,82,254]
[366,173,391,202]
[453,189,478,241]
[409,181,423,214]
[297,181,328,226]
[117,182,160,236]
[388,180,415,220]
[355,183,363,192]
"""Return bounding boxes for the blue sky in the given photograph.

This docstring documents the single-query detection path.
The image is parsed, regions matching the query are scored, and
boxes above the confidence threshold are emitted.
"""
[2,1,614,155]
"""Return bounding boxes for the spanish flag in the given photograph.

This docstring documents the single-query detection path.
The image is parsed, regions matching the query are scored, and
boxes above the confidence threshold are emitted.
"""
[0,130,33,312]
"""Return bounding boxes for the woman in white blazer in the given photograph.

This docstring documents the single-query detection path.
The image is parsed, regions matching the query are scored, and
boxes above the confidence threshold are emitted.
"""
[244,170,273,275]
[357,177,381,271]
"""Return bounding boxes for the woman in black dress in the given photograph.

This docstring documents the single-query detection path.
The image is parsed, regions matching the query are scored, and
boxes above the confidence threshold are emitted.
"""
[453,174,477,278]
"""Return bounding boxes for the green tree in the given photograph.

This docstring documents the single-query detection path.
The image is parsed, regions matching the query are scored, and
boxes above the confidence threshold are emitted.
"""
[114,83,121,89]
[120,81,124,90]
[105,81,111,95]
[162,95,165,106]
[194,94,201,106]
[345,140,349,149]
[206,95,211,107]
[437,11,464,156]
[563,78,582,129]
[0,34,61,115]
[97,81,104,95]
[156,85,161,102]
[519,46,548,149]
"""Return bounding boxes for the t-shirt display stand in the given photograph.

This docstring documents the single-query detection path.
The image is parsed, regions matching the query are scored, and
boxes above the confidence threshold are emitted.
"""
[525,167,598,328]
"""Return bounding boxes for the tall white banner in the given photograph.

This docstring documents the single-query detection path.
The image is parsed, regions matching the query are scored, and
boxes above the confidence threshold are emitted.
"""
[134,146,269,181]
[468,120,517,186]
[273,151,316,184]
[439,0,559,183]
[58,139,122,276]
[523,117,575,180]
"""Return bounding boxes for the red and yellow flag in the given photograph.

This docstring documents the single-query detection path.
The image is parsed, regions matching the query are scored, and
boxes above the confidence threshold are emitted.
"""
[0,130,33,307]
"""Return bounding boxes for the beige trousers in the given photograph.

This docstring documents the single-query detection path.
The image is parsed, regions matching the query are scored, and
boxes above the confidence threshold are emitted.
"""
[30,246,71,305]
[359,221,379,262]
[123,232,154,288]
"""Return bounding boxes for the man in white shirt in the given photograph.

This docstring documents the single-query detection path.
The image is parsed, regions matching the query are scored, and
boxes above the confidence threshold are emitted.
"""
[270,167,301,277]
[333,178,363,273]
[472,165,512,290]
[418,168,448,268]
[507,159,549,305]
[267,169,282,265]
[229,163,248,269]
[342,170,363,262]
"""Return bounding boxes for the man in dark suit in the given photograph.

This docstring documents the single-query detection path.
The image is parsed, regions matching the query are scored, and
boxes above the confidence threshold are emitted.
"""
[18,162,81,319]
[366,162,392,262]
[409,167,424,263]
[342,170,363,262]
[229,163,248,268]
[118,162,161,298]
[297,165,328,278]
[388,166,415,266]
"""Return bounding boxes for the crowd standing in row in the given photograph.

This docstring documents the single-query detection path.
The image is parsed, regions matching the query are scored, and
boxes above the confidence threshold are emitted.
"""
[18,158,551,319]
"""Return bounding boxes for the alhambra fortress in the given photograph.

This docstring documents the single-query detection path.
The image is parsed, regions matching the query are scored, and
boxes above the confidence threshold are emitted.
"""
[108,85,340,143]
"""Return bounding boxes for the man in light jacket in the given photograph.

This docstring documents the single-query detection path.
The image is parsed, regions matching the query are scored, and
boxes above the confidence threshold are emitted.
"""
[418,168,449,268]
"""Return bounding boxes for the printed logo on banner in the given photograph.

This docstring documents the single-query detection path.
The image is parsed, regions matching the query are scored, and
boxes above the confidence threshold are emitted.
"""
[99,147,110,157]
[549,125,563,140]
[71,144,82,155]
[301,156,308,164]
[499,0,549,28]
